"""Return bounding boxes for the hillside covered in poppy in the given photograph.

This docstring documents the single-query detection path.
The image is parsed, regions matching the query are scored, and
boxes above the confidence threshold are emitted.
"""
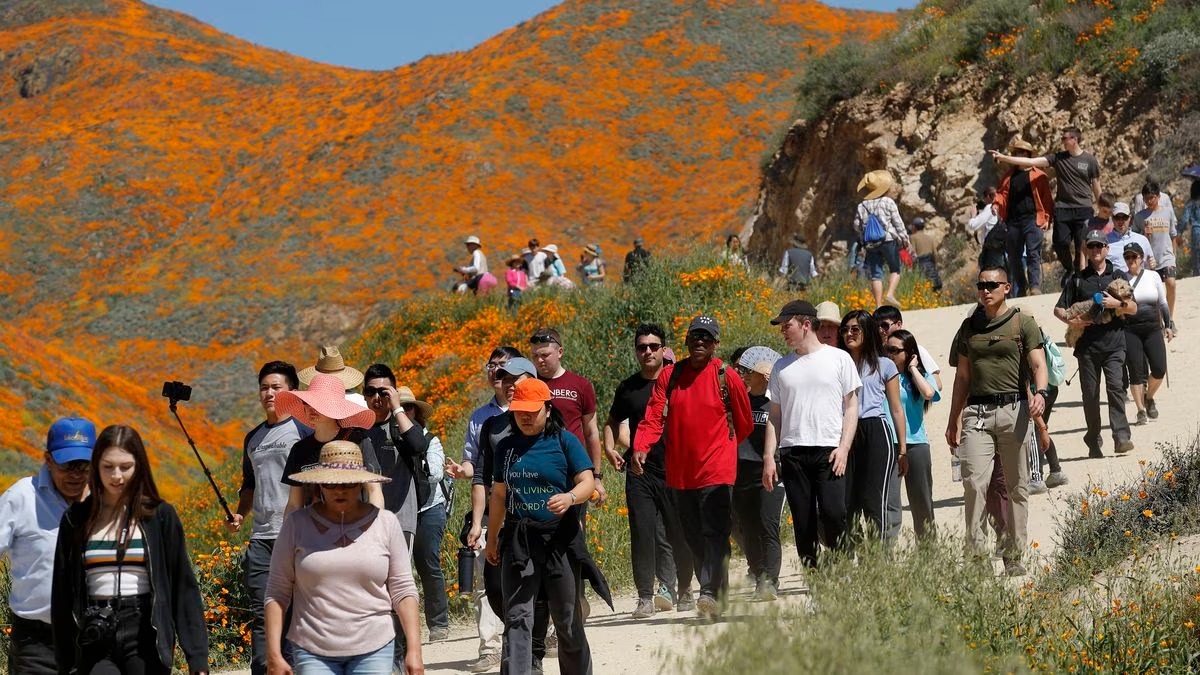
[0,0,896,493]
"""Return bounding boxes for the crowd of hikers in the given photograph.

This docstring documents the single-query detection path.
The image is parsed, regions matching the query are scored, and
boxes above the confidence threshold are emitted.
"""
[2,125,1197,675]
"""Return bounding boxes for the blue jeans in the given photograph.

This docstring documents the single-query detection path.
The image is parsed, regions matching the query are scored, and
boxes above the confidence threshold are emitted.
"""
[413,506,450,630]
[1004,216,1043,296]
[864,240,901,281]
[293,640,393,674]
[1190,228,1200,276]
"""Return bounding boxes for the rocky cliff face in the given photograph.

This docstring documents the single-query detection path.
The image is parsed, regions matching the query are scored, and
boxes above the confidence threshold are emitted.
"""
[745,68,1189,280]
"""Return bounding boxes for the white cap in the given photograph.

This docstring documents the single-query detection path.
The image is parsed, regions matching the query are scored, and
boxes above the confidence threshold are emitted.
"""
[1112,202,1131,217]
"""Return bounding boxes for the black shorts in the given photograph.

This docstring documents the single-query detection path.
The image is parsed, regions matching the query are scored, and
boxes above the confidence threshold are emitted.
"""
[1156,266,1177,280]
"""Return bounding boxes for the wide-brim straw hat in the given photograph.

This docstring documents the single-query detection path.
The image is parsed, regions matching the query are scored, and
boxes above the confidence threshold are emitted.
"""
[543,244,559,254]
[1008,138,1036,155]
[395,386,433,420]
[464,235,482,247]
[288,440,390,485]
[507,253,524,266]
[584,244,600,257]
[857,170,894,200]
[298,345,364,390]
[275,374,376,429]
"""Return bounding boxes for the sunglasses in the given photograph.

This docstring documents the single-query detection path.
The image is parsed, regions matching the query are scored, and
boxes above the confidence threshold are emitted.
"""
[635,342,663,353]
[318,483,361,490]
[840,325,862,336]
[976,281,1006,291]
[1086,242,1106,249]
[877,320,896,332]
[529,334,560,345]
[52,460,90,475]
[732,364,752,376]
[363,386,390,398]
[1123,253,1141,260]
[885,346,905,355]
[687,331,716,342]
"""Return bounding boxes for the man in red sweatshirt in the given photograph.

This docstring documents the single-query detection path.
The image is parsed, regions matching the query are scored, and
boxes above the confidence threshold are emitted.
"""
[633,315,753,619]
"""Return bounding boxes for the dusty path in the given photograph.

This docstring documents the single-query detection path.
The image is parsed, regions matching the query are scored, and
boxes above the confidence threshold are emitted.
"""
[223,277,1200,674]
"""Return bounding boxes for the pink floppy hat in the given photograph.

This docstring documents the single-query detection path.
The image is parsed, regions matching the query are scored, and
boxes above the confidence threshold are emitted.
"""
[274,374,376,429]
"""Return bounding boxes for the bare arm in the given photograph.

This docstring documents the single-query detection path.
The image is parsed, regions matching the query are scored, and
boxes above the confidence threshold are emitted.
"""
[284,485,305,516]
[485,485,507,565]
[602,414,626,472]
[990,150,1050,169]
[909,366,936,400]
[945,355,971,449]
[582,412,607,504]
[884,377,906,457]
[228,488,253,532]
[365,483,385,509]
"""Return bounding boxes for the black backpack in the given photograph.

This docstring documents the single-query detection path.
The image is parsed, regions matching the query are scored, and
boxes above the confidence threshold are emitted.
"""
[982,219,1009,251]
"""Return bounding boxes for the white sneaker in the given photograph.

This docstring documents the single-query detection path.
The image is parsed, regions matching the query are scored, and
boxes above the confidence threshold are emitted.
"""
[1029,479,1048,495]
[1045,471,1069,488]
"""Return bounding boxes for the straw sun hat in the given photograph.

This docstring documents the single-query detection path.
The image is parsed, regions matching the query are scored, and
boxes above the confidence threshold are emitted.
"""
[857,170,895,200]
[395,386,433,420]
[298,345,364,390]
[274,374,376,429]
[288,440,390,485]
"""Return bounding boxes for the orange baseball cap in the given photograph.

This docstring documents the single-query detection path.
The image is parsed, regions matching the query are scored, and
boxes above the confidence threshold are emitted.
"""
[510,378,552,412]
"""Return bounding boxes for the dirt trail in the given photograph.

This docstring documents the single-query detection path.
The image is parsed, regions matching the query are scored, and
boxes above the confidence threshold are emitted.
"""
[223,277,1200,674]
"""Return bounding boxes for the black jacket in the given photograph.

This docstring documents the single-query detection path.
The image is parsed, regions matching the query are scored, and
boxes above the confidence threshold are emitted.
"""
[53,500,208,674]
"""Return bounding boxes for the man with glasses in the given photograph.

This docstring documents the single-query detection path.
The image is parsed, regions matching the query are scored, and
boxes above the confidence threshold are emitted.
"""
[529,327,606,504]
[1055,231,1136,458]
[947,267,1050,576]
[605,324,694,618]
[991,126,1101,277]
[0,417,95,674]
[873,305,942,390]
[634,316,753,619]
[229,362,310,675]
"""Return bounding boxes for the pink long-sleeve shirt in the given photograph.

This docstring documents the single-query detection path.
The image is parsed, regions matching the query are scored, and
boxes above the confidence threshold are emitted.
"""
[265,506,417,657]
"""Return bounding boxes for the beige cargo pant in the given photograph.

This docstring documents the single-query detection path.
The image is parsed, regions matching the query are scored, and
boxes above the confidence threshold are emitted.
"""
[959,401,1030,559]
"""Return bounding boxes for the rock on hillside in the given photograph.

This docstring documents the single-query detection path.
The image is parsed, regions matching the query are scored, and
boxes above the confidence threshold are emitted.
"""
[745,68,1190,274]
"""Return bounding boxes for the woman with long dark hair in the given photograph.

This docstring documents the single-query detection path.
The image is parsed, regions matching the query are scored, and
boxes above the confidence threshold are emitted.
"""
[52,425,208,674]
[884,329,939,539]
[486,378,595,675]
[838,310,907,543]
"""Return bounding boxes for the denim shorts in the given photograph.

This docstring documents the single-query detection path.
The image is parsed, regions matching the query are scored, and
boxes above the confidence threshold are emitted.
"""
[865,240,901,280]
[293,639,394,674]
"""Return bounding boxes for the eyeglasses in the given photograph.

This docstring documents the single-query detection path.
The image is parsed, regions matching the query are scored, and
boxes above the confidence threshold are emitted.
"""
[485,361,504,372]
[499,374,522,386]
[363,386,389,398]
[1086,242,1106,250]
[52,460,90,475]
[635,343,663,353]
[733,364,751,376]
[976,281,1005,291]
[839,325,862,336]
[885,346,905,355]
[529,334,560,345]
[877,320,896,332]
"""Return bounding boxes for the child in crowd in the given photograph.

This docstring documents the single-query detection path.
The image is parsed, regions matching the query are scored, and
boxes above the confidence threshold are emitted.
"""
[1088,193,1116,235]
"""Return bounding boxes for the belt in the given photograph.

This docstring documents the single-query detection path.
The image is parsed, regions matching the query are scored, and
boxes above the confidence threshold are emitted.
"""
[88,593,151,609]
[967,393,1025,406]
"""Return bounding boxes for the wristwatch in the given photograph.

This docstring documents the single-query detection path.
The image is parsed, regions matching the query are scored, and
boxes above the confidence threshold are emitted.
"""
[593,469,604,480]
[1035,389,1049,398]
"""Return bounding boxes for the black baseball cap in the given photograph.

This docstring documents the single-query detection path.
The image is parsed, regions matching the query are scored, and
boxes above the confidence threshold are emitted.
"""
[687,315,720,340]
[770,300,818,325]
[1123,242,1145,257]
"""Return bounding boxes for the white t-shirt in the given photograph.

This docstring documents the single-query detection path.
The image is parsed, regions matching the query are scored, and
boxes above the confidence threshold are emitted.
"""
[917,344,940,375]
[770,345,862,448]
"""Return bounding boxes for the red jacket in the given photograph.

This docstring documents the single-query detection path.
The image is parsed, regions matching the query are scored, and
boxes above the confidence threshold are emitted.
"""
[993,166,1053,227]
[633,358,753,489]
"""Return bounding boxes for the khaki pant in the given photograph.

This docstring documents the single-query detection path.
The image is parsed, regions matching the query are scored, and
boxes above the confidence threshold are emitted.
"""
[959,401,1030,558]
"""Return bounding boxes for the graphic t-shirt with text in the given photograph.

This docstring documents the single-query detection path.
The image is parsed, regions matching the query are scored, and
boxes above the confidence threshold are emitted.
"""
[492,430,592,522]
[241,417,311,540]
[541,370,597,447]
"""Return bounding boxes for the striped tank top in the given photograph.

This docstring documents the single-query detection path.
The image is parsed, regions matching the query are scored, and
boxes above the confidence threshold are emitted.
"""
[85,524,150,598]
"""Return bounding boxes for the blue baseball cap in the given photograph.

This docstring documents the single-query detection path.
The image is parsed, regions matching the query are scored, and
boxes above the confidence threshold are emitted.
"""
[46,417,97,464]
[498,357,537,378]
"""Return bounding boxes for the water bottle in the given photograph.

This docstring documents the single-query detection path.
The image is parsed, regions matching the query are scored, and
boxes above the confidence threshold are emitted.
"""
[457,546,475,592]
[951,449,962,482]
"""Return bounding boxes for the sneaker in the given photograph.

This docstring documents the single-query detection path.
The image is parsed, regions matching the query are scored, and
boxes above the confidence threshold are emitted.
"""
[428,626,450,643]
[1136,411,1148,426]
[676,590,695,612]
[1003,559,1027,577]
[1116,439,1135,454]
[756,579,779,602]
[1045,471,1069,488]
[467,653,501,673]
[1146,398,1159,419]
[696,594,720,620]
[544,632,558,658]
[1029,479,1048,495]
[654,584,674,611]
[632,597,655,619]
[884,295,901,308]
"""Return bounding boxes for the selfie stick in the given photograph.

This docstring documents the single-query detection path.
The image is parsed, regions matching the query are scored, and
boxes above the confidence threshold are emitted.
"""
[168,397,234,522]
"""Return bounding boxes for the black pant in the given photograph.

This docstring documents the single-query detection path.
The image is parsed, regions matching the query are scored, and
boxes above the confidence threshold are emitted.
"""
[778,446,847,568]
[78,596,168,675]
[1042,386,1062,474]
[487,537,549,673]
[245,537,291,675]
[846,417,901,543]
[1077,347,1130,450]
[902,443,935,540]
[501,530,591,675]
[626,468,693,599]
[1053,207,1092,275]
[730,459,784,585]
[1125,323,1167,384]
[673,485,732,600]
[9,615,56,675]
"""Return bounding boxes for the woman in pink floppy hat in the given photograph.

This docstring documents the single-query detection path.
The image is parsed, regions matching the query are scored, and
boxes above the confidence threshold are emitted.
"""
[277,373,385,514]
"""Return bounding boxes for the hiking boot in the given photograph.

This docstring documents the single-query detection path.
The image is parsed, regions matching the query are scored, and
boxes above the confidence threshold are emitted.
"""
[654,584,674,611]
[1146,398,1159,419]
[1136,410,1148,426]
[696,594,720,620]
[676,590,695,612]
[1028,287,1042,295]
[632,597,655,619]
[467,653,501,673]
[1045,471,1069,488]
[1088,447,1105,459]
[755,579,779,602]
[1003,559,1027,577]
[428,626,450,643]
[1029,479,1048,495]
[1116,439,1135,454]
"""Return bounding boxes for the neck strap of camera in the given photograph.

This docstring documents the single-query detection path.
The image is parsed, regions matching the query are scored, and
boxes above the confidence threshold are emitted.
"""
[112,503,132,603]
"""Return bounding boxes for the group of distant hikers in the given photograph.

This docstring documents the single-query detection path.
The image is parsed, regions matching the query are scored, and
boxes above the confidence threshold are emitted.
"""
[4,126,1196,675]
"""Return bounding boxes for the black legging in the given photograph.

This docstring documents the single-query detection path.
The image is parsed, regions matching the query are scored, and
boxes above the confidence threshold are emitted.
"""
[1125,322,1167,384]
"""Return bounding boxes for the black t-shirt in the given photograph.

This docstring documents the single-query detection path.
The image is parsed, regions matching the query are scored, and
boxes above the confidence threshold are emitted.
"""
[737,393,772,462]
[281,428,381,504]
[1055,261,1131,353]
[608,371,663,471]
[1008,170,1036,223]
[472,413,519,490]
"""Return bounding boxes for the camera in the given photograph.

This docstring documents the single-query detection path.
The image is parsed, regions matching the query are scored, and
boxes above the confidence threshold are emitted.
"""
[79,605,118,647]
[161,380,192,402]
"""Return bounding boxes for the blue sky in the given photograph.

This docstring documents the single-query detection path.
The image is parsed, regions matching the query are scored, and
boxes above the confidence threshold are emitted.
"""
[146,1,916,71]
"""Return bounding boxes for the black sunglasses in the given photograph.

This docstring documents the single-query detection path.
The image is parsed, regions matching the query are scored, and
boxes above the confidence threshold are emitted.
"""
[877,320,896,332]
[885,346,905,355]
[529,334,560,345]
[363,386,390,398]
[52,460,90,475]
[1086,242,1106,249]
[635,343,663,353]
[687,331,716,342]
[976,281,1006,291]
